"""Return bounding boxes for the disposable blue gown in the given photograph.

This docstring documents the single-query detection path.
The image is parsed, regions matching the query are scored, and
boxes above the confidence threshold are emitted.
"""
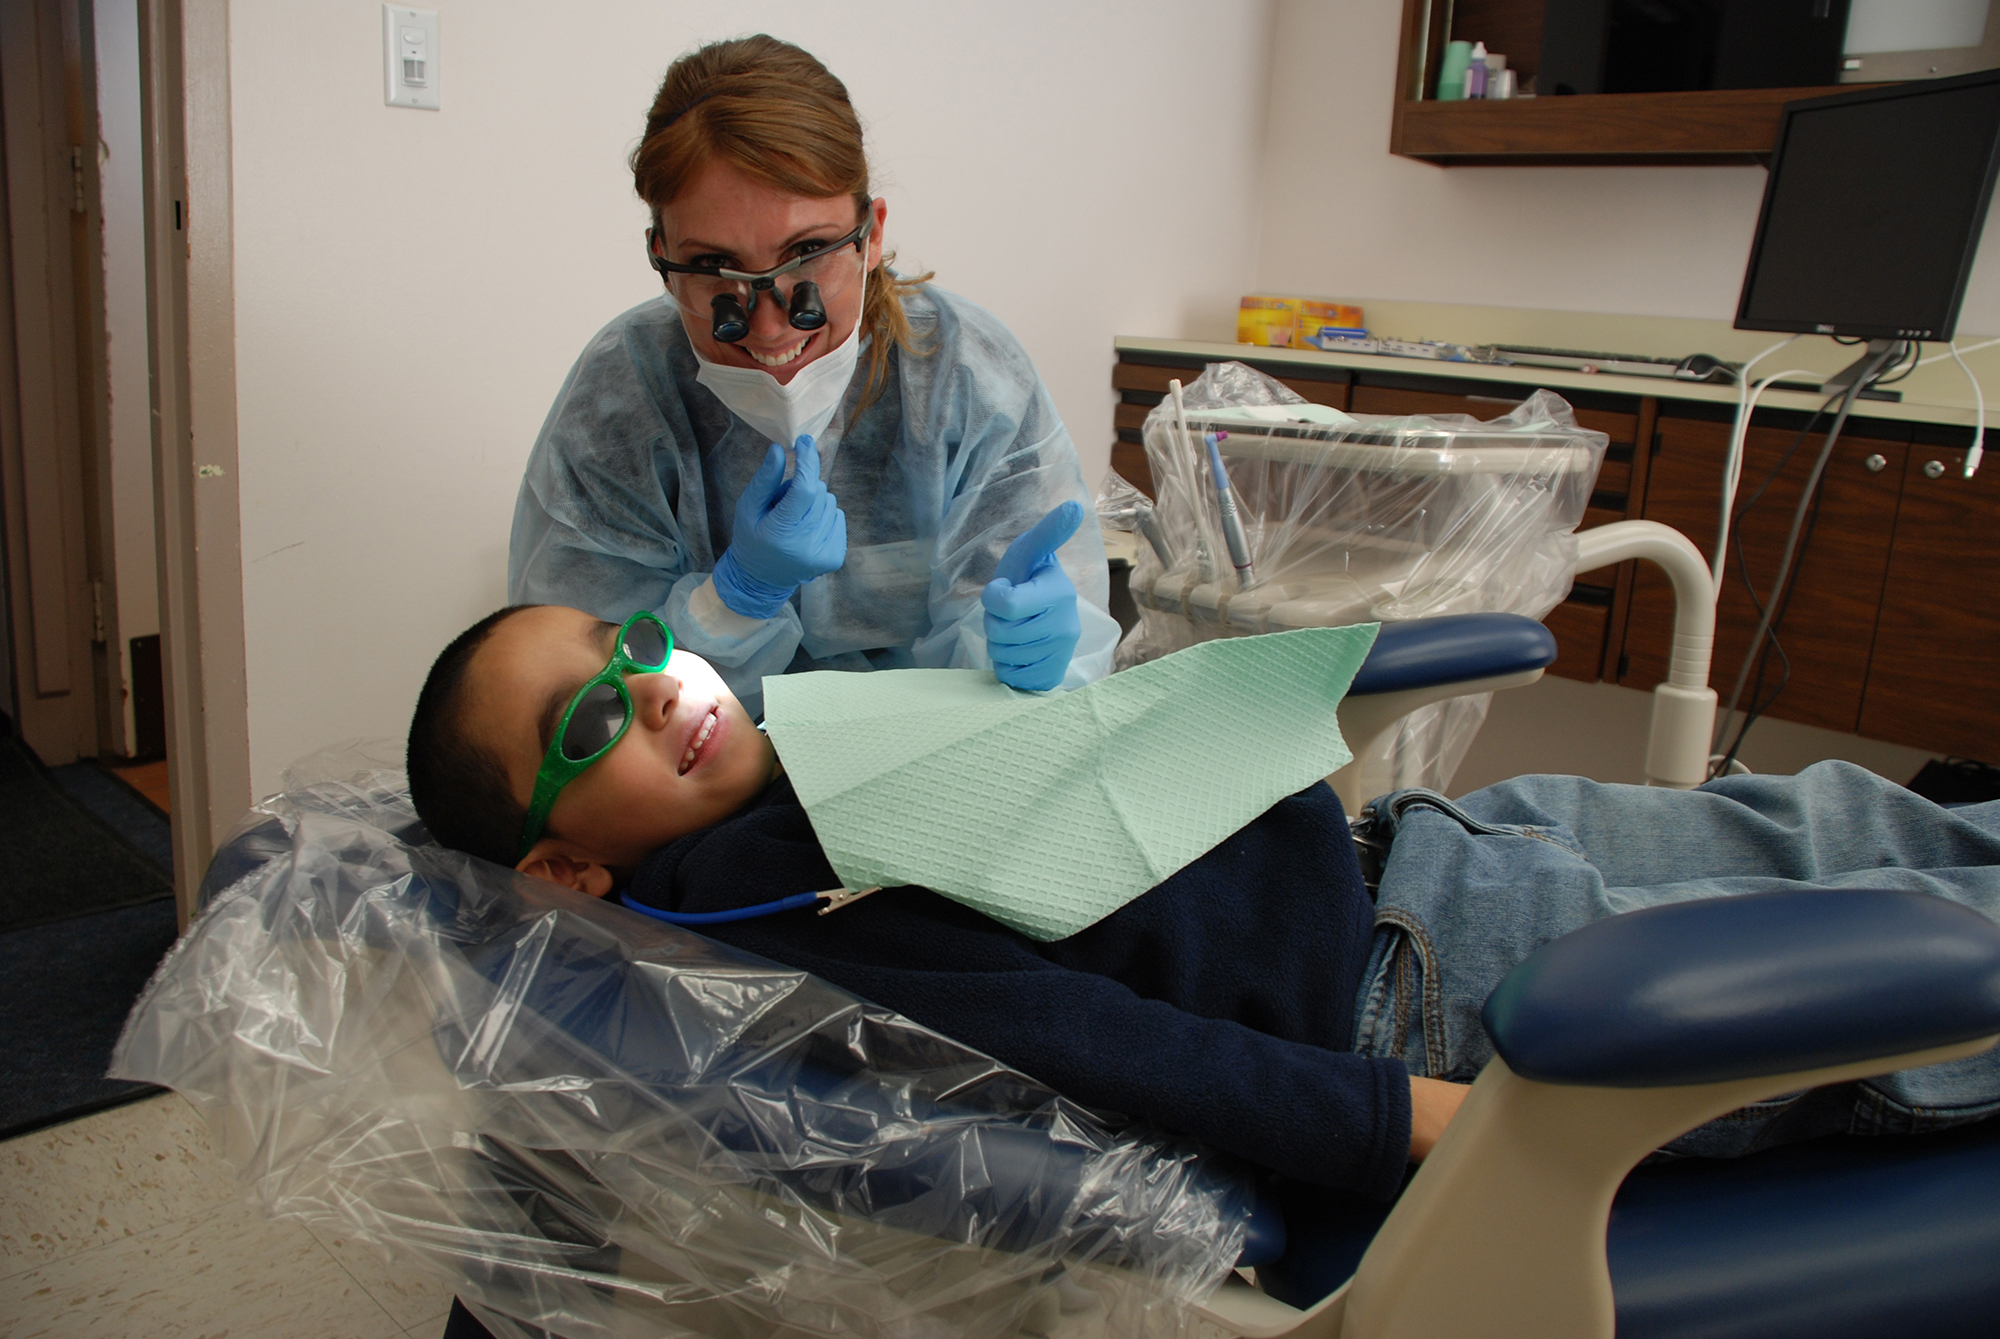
[509,286,1119,711]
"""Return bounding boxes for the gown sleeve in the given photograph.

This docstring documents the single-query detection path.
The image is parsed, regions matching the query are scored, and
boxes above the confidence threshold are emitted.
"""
[505,300,813,697]
[898,298,1120,688]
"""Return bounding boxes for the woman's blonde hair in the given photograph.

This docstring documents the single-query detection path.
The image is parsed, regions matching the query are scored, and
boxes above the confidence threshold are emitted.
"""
[632,35,930,400]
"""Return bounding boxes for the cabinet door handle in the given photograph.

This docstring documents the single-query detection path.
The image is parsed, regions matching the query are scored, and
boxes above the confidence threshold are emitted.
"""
[1924,459,1947,479]
[1865,454,1887,473]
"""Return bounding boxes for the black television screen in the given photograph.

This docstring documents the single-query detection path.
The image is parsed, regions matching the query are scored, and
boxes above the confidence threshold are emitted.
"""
[1735,69,2000,342]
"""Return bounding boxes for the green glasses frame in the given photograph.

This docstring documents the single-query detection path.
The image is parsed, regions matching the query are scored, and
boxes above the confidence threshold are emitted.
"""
[517,611,674,861]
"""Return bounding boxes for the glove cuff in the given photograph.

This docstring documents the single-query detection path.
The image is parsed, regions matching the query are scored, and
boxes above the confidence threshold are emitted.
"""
[712,549,797,621]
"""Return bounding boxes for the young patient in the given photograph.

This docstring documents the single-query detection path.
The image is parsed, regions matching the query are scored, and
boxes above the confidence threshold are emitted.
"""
[409,604,2000,1201]
[407,603,1462,1203]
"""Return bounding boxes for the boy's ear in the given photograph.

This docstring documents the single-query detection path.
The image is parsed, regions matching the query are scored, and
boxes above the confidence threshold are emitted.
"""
[516,840,617,899]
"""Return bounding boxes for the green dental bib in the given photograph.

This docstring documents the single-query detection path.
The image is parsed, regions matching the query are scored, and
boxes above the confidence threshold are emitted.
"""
[761,624,1378,941]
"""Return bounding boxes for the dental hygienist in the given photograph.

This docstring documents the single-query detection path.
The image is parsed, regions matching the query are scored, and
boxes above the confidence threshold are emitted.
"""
[508,34,1119,710]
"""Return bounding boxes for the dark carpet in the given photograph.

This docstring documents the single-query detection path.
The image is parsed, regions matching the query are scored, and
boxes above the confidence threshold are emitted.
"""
[0,899,180,1138]
[51,760,174,873]
[0,729,177,1140]
[0,732,172,932]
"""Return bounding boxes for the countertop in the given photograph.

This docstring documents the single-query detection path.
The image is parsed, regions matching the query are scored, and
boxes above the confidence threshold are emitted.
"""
[1116,297,1997,436]
[1115,336,1986,434]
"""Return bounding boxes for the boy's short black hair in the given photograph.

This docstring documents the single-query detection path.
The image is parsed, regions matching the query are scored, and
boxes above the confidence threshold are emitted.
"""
[406,605,537,866]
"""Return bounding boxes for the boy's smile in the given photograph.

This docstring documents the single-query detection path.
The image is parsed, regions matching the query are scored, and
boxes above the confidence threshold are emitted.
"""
[470,605,779,880]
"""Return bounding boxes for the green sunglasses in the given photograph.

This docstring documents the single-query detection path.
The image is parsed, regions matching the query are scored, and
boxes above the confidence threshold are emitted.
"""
[517,611,674,860]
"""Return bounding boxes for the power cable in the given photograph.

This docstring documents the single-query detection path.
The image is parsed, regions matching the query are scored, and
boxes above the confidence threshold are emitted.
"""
[1709,342,1901,766]
[1706,400,1835,762]
[1719,460,1833,774]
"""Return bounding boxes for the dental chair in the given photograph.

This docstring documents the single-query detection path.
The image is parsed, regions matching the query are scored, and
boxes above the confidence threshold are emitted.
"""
[114,574,2000,1339]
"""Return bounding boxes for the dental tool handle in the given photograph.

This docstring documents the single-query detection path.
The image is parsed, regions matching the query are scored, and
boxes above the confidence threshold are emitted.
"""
[1134,506,1176,568]
[1169,379,1217,582]
[1204,432,1255,586]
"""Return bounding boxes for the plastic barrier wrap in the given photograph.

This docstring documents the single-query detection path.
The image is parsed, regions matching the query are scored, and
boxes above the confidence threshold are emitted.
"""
[1112,362,1605,795]
[111,771,1255,1339]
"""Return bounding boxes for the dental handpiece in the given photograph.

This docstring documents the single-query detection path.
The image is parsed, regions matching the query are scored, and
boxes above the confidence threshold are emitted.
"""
[1204,431,1255,587]
[1169,379,1217,583]
[1133,504,1176,569]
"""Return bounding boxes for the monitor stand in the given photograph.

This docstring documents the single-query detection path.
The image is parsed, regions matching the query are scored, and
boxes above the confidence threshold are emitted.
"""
[1821,339,1903,393]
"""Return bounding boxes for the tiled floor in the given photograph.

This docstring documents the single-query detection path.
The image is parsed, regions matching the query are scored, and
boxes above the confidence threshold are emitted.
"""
[0,1093,454,1338]
[0,1094,1229,1339]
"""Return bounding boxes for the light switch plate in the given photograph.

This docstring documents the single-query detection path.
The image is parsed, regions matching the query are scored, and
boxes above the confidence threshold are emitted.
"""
[384,5,439,110]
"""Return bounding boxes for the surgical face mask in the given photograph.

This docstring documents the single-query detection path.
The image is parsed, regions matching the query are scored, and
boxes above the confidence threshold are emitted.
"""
[684,260,867,450]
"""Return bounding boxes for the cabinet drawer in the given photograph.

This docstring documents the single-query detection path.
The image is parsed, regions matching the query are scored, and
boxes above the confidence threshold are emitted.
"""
[1545,594,1611,683]
[1593,451,1633,500]
[1112,362,1210,395]
[1113,358,1351,407]
[1112,369,1360,411]
[1623,414,1906,734]
[1859,441,2000,758]
[1110,441,1153,497]
[1349,385,1639,446]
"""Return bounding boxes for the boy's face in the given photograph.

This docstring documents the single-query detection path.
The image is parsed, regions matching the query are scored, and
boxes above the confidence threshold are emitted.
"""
[469,606,778,884]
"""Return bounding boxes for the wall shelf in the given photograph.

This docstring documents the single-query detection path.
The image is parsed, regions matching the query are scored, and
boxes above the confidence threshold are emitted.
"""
[1393,0,1874,166]
[1393,86,1846,165]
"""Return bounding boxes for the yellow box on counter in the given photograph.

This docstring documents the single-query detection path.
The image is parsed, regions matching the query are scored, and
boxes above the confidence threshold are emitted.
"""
[1237,295,1297,347]
[1237,296,1365,348]
[1296,300,1365,346]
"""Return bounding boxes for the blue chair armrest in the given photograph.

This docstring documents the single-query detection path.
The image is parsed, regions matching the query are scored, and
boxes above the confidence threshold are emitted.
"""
[1483,887,2000,1087]
[1347,613,1557,697]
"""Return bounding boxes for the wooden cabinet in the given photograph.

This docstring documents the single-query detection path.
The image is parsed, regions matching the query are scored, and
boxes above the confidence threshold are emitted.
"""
[1620,410,1909,735]
[1391,0,1866,165]
[1858,435,2000,758]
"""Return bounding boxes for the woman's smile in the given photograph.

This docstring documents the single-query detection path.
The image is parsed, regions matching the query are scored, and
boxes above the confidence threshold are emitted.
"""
[745,332,816,369]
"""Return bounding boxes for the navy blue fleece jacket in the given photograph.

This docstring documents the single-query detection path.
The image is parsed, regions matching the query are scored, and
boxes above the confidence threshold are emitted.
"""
[626,775,1413,1201]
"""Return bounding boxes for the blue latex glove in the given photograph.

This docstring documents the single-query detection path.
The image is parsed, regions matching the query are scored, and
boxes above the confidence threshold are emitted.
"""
[982,501,1085,692]
[711,435,848,620]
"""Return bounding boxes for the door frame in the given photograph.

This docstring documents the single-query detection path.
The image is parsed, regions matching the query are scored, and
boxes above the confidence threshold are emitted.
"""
[140,0,248,924]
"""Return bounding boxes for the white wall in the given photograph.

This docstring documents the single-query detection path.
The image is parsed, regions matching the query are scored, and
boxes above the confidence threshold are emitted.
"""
[1256,0,2000,333]
[95,0,156,751]
[226,1,1273,797]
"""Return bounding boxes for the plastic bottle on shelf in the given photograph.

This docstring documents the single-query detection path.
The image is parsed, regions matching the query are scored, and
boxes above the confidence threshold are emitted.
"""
[1465,42,1489,98]
[1437,40,1472,101]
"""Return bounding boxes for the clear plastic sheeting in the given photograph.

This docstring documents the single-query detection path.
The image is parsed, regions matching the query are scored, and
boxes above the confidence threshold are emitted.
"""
[111,773,1254,1339]
[1114,363,1606,795]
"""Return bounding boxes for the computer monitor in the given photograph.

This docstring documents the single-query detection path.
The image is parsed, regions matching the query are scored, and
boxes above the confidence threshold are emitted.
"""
[1735,67,2000,345]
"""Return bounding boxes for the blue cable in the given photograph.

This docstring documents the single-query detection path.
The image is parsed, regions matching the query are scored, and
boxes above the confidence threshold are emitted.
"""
[619,889,822,925]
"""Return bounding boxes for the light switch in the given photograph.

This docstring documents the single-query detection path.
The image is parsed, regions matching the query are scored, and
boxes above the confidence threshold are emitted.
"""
[383,6,439,110]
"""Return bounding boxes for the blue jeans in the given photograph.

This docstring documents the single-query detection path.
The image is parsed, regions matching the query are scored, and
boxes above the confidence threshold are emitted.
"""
[1350,761,2000,1156]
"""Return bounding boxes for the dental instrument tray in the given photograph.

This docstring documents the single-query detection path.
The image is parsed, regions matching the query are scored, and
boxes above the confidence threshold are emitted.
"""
[1117,361,1608,797]
[1179,404,1605,477]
